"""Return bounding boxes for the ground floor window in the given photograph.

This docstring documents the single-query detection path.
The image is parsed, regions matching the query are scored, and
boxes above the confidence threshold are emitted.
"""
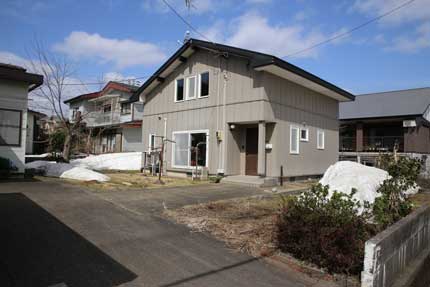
[172,130,208,168]
[0,108,22,146]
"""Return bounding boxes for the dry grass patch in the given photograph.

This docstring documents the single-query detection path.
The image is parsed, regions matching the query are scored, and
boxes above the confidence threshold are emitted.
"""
[165,195,281,257]
[67,171,208,191]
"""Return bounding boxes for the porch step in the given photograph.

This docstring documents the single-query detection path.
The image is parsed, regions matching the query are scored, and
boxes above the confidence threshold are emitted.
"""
[221,175,277,188]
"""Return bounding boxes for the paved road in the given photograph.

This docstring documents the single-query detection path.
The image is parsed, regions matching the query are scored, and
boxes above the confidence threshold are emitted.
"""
[0,179,315,287]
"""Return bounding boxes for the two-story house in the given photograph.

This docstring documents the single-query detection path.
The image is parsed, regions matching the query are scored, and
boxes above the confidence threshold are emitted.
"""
[65,81,144,154]
[130,39,354,184]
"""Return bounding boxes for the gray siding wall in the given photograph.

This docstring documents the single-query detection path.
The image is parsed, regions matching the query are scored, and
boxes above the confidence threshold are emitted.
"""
[141,50,340,177]
[262,73,339,177]
[0,79,28,172]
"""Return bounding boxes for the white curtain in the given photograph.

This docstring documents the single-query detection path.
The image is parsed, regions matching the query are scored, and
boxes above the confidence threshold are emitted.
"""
[174,133,189,166]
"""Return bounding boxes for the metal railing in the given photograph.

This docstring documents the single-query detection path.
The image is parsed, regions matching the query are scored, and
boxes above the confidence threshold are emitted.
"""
[340,136,404,152]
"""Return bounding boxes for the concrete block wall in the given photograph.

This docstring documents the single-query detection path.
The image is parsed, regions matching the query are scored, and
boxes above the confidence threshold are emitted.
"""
[361,206,430,287]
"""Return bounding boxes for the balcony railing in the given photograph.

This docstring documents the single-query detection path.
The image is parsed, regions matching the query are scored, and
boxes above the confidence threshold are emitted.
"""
[340,137,356,152]
[340,136,404,152]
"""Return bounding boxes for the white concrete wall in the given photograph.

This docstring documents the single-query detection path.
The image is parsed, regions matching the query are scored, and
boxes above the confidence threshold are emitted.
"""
[0,79,29,173]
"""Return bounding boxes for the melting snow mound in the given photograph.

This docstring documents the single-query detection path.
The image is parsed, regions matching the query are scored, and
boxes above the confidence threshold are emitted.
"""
[26,161,110,182]
[71,152,143,171]
[319,161,390,207]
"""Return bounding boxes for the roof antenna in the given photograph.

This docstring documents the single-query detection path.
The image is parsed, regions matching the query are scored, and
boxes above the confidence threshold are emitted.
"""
[183,0,193,43]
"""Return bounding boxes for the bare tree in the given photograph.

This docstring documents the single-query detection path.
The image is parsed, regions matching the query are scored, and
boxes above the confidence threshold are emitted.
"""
[28,40,87,162]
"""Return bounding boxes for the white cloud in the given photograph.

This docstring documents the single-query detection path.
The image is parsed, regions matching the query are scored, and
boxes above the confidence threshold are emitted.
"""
[203,12,328,58]
[388,22,430,52]
[54,31,166,69]
[0,51,32,69]
[352,0,430,26]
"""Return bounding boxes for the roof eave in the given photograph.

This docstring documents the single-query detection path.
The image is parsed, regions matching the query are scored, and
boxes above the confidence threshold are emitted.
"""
[253,60,354,102]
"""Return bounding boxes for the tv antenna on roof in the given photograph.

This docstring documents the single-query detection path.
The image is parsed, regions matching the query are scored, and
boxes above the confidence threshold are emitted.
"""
[183,0,195,42]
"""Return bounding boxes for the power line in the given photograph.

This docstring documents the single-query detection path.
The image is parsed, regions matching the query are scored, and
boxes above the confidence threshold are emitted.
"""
[283,0,417,58]
[161,0,214,42]
[62,75,150,86]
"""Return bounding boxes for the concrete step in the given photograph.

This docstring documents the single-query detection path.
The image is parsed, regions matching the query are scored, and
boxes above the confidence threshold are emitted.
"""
[221,175,277,188]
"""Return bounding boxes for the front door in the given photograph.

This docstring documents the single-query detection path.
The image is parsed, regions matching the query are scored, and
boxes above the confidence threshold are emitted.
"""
[245,127,258,175]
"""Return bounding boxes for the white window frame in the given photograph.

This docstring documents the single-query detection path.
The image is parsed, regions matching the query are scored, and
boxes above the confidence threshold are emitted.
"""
[300,128,309,142]
[290,125,300,154]
[185,76,197,100]
[172,129,209,169]
[174,78,185,102]
[148,133,156,152]
[198,72,209,98]
[317,129,325,150]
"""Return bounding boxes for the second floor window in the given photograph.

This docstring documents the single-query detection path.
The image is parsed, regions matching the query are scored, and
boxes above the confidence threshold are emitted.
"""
[199,72,209,98]
[103,104,111,113]
[175,79,184,102]
[121,103,131,115]
[186,76,197,100]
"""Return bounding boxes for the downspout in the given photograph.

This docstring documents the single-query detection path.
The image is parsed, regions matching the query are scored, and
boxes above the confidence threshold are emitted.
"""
[216,57,222,174]
[221,66,229,174]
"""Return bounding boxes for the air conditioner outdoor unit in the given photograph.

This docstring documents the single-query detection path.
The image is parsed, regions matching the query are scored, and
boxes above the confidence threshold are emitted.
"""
[403,120,417,127]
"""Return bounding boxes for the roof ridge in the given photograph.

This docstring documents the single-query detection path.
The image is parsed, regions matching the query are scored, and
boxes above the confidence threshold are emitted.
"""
[358,87,430,96]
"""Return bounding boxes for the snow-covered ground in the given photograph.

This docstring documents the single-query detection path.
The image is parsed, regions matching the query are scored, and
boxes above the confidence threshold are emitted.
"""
[26,161,110,182]
[70,152,143,171]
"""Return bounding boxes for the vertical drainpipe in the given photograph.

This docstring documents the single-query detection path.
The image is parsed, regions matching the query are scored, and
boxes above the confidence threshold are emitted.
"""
[221,69,228,174]
[216,57,222,174]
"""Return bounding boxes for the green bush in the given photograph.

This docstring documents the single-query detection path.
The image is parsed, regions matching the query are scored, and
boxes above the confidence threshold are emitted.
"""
[49,129,66,152]
[276,184,376,275]
[373,155,420,228]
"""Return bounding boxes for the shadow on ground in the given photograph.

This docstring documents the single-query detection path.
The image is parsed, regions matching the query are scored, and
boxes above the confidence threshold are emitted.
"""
[0,193,137,287]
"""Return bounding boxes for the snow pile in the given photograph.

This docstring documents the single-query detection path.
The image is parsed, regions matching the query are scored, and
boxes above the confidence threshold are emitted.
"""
[26,161,110,182]
[319,161,390,207]
[71,152,143,171]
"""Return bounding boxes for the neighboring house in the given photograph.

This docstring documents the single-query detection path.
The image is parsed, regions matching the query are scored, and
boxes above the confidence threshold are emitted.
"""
[0,63,43,173]
[130,39,354,182]
[26,109,47,155]
[339,87,430,164]
[64,81,144,154]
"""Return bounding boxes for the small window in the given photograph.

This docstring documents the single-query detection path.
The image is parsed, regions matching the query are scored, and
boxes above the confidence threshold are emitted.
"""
[186,76,197,100]
[317,129,325,150]
[103,104,111,113]
[199,72,209,98]
[121,103,131,115]
[0,108,22,146]
[72,108,79,120]
[290,126,299,154]
[300,128,309,141]
[149,133,156,151]
[175,79,184,102]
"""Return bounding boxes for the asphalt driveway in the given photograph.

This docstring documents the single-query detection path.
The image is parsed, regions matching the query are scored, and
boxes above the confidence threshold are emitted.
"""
[0,179,313,287]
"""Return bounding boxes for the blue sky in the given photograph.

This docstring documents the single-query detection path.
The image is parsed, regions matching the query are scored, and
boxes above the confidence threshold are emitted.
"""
[1,0,429,99]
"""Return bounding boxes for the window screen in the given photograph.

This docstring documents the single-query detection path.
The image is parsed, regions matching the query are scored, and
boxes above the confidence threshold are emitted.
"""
[317,130,325,150]
[186,76,196,100]
[176,79,184,101]
[0,109,21,146]
[173,133,189,166]
[199,72,209,97]
[290,126,299,154]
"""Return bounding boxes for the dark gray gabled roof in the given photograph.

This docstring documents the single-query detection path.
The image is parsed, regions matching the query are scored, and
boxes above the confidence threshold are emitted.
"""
[339,87,430,120]
[130,38,354,102]
[0,62,43,91]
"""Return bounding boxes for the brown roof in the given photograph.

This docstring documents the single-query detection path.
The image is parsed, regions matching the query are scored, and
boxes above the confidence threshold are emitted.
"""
[64,81,138,104]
